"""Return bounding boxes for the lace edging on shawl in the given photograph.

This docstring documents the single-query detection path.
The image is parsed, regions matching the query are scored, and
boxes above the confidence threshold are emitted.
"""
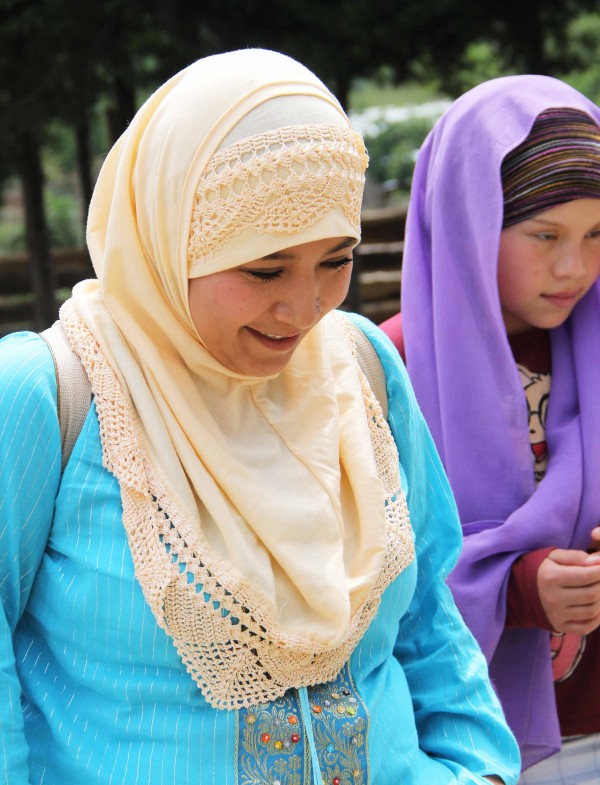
[60,299,414,709]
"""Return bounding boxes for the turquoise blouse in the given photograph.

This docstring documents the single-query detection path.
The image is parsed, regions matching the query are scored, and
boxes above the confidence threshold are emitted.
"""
[0,314,520,785]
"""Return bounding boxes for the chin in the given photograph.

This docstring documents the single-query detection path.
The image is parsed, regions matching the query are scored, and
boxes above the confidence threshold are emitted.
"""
[245,358,292,376]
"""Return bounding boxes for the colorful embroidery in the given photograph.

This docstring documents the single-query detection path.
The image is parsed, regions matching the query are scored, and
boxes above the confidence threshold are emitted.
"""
[237,664,368,784]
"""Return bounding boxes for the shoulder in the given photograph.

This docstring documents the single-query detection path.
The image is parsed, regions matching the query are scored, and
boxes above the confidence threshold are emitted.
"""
[341,311,408,387]
[339,312,419,458]
[342,314,464,572]
[378,312,405,361]
[0,332,61,518]
[0,331,57,417]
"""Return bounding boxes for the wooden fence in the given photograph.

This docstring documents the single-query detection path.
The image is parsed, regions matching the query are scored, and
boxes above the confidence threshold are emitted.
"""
[348,205,405,324]
[0,206,405,338]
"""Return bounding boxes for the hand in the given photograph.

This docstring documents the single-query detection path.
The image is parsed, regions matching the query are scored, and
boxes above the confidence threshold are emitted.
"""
[483,777,504,784]
[537,548,600,634]
[587,525,600,552]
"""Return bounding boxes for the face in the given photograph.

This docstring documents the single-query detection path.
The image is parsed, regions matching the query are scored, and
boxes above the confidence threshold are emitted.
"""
[188,236,356,376]
[497,198,600,335]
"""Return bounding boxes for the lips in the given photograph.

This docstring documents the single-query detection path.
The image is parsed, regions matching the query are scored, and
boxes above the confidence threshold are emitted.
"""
[261,332,291,340]
[542,290,579,308]
[246,327,302,352]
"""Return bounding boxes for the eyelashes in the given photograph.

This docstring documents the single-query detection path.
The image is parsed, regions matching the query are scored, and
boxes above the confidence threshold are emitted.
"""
[246,257,353,283]
[246,270,281,283]
[326,257,353,270]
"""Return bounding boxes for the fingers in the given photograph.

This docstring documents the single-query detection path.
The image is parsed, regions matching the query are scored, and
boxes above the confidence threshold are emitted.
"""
[555,611,600,636]
[546,547,600,569]
[543,550,600,590]
[538,550,600,634]
[588,525,600,552]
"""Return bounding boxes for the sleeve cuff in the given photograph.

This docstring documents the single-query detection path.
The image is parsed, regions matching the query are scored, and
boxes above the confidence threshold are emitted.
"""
[506,547,556,630]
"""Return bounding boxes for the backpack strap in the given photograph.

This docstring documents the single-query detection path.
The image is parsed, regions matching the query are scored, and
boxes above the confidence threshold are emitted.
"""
[40,321,92,472]
[344,318,388,419]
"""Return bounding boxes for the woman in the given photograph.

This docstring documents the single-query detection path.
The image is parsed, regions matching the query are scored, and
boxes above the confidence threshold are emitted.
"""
[381,75,600,781]
[0,49,518,784]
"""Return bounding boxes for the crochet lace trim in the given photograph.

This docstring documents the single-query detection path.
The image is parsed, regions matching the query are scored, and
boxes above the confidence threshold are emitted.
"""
[60,301,414,709]
[187,125,368,265]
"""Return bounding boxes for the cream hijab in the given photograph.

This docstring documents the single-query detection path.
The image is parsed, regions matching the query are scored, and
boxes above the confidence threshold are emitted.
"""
[62,49,411,708]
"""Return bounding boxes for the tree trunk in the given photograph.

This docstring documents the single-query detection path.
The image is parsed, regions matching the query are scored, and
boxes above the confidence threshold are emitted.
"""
[335,72,352,113]
[106,72,137,144]
[520,17,547,72]
[17,131,57,330]
[502,0,548,73]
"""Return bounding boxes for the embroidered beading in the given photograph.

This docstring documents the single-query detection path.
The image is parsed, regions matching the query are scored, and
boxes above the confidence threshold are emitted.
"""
[238,664,369,784]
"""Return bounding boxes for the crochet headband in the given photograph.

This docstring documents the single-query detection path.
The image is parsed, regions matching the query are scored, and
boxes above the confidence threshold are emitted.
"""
[187,123,367,276]
[501,107,600,228]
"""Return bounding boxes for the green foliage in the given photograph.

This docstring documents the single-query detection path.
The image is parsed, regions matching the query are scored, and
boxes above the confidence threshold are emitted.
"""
[349,73,442,198]
[560,13,600,104]
[566,11,600,64]
[0,219,25,252]
[46,192,82,247]
[0,177,24,251]
[363,118,435,195]
[45,122,78,177]
[350,71,440,111]
[1,0,600,259]
[446,41,516,95]
[563,68,600,105]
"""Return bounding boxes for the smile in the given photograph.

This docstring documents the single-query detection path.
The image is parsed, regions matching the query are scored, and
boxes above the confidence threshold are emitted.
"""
[246,327,302,352]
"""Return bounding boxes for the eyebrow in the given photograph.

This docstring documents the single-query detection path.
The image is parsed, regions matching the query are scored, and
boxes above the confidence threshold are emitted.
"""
[259,237,356,261]
[529,216,600,228]
[529,217,560,226]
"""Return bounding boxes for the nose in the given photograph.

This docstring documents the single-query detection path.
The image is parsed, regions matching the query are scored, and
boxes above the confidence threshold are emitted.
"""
[554,245,587,280]
[272,278,321,328]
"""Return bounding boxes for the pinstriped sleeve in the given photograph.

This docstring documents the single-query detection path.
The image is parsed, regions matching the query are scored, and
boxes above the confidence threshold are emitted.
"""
[0,332,61,785]
[346,314,521,785]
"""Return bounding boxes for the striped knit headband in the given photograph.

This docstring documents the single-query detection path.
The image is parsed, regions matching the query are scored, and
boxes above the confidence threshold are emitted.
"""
[501,107,600,228]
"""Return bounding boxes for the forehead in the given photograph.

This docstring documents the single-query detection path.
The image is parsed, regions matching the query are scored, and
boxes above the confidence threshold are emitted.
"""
[255,237,357,262]
[523,198,600,227]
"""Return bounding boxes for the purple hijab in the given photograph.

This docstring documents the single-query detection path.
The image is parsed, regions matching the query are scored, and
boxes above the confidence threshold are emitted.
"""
[401,75,600,768]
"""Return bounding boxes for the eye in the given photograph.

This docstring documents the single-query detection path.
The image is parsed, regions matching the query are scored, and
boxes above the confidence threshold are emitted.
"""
[323,256,353,271]
[586,228,600,239]
[534,232,557,241]
[245,269,282,283]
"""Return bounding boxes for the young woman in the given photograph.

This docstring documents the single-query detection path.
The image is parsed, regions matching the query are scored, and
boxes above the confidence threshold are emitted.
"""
[0,49,518,784]
[381,75,600,782]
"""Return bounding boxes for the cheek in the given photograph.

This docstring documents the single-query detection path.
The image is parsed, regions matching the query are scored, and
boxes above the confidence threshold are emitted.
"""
[497,242,543,309]
[189,275,249,329]
[189,278,216,337]
[497,229,538,288]
[586,248,600,283]
[323,268,353,310]
[189,277,243,345]
[497,235,520,299]
[497,258,519,310]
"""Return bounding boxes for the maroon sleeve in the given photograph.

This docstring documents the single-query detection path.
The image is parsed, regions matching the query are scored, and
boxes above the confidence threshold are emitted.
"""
[379,312,405,361]
[506,547,556,630]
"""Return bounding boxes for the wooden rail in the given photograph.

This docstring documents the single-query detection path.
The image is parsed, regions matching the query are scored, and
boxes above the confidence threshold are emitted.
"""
[0,206,405,337]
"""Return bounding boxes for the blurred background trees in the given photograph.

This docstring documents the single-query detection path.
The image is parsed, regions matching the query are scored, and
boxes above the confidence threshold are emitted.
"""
[1,0,599,325]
